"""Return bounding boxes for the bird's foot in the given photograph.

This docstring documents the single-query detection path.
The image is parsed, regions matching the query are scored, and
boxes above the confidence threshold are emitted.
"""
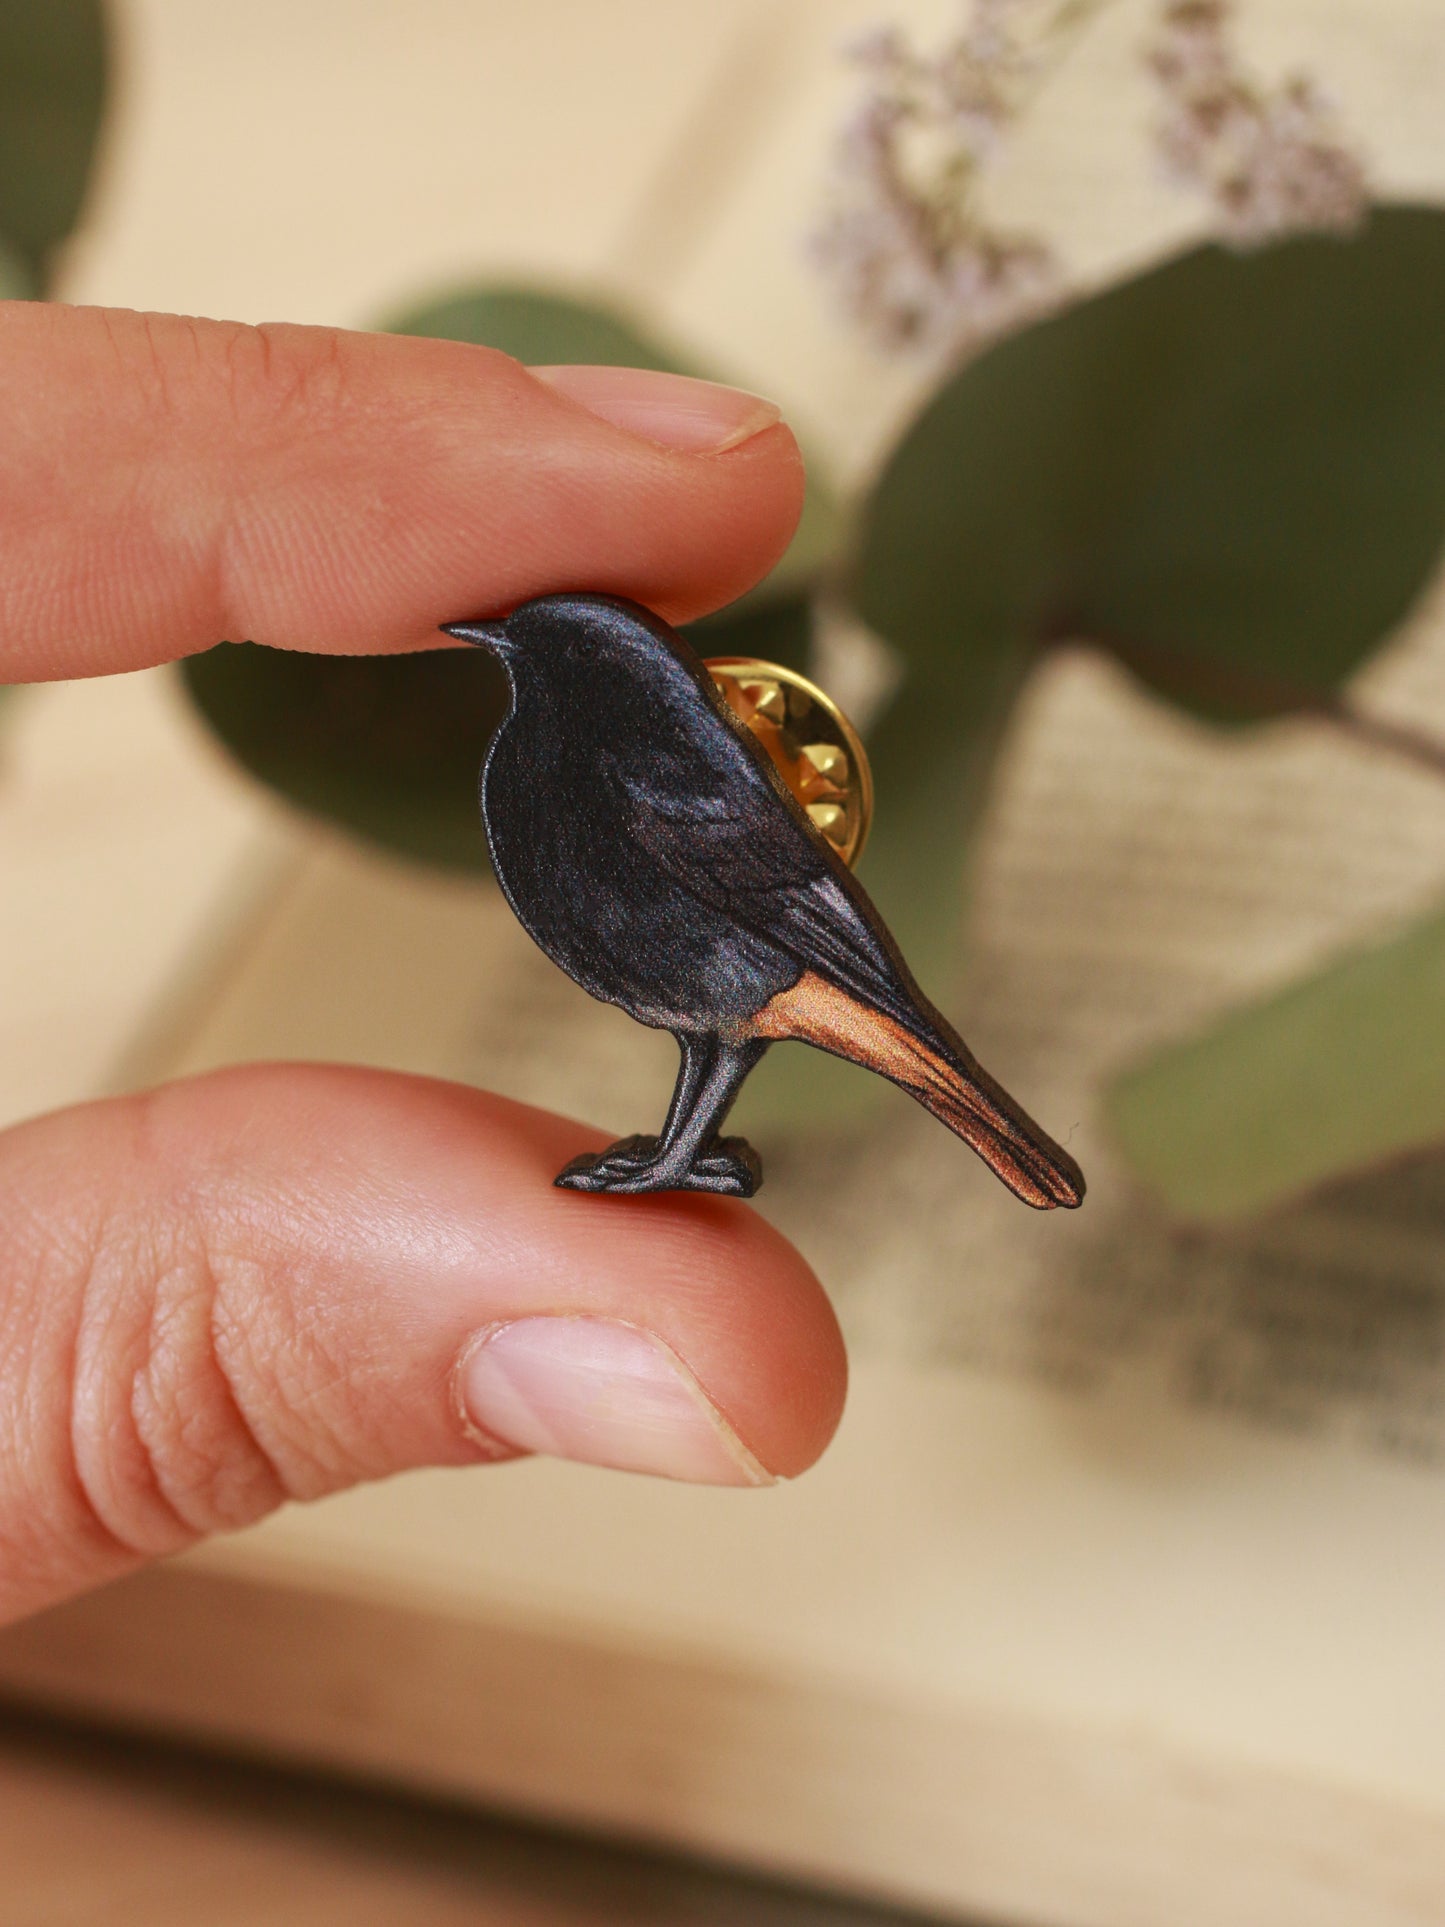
[554,1134,660,1192]
[556,1134,762,1198]
[679,1137,763,1197]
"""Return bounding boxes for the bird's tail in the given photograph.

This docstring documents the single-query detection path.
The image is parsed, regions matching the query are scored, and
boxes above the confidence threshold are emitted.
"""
[755,972,1084,1210]
[894,1025,1085,1210]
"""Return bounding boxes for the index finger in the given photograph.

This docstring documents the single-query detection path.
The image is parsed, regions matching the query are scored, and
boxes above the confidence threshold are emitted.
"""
[0,302,804,684]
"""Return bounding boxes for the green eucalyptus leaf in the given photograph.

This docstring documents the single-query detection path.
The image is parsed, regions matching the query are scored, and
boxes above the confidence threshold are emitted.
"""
[0,232,39,298]
[833,205,1445,1139]
[379,283,692,375]
[1106,902,1445,1220]
[859,204,1445,729]
[1072,207,1445,717]
[182,643,507,873]
[0,0,108,279]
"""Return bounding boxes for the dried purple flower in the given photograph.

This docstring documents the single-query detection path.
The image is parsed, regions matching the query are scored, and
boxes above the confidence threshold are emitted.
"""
[812,1,1369,359]
[1147,0,1369,244]
[808,2,1070,364]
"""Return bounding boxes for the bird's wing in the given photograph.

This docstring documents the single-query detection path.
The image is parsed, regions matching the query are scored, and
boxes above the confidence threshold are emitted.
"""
[608,704,1086,1213]
[605,724,933,1039]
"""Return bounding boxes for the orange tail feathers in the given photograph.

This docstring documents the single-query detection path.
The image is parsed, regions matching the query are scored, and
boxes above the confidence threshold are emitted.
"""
[754,972,1084,1211]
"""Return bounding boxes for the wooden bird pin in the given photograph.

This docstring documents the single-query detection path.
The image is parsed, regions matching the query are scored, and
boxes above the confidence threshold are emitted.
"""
[442,594,1084,1208]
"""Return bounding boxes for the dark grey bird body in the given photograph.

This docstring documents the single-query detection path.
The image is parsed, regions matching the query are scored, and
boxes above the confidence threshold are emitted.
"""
[445,594,1084,1206]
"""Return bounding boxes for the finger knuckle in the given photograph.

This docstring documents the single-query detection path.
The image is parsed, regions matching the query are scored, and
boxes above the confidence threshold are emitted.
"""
[69,307,356,442]
[59,1119,302,1557]
[222,319,352,430]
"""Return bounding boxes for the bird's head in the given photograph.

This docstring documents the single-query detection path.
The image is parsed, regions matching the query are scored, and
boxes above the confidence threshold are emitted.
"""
[441,594,692,694]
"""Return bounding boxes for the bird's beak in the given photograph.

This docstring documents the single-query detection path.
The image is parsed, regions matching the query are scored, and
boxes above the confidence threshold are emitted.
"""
[440,619,511,654]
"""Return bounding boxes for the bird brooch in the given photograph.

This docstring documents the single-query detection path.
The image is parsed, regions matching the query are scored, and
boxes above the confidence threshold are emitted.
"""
[442,594,1084,1210]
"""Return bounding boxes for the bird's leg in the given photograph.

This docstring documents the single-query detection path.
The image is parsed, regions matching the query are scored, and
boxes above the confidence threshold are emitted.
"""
[651,1036,767,1193]
[658,1033,715,1144]
[556,1035,768,1197]
[554,1034,713,1191]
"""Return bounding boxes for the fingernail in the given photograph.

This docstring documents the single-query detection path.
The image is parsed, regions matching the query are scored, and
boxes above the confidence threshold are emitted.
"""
[531,365,781,454]
[457,1317,773,1486]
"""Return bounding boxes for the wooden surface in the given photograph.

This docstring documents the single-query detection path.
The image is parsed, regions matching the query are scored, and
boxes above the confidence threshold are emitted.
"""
[0,1709,921,1926]
[5,1,1445,1922]
[9,1550,1445,1927]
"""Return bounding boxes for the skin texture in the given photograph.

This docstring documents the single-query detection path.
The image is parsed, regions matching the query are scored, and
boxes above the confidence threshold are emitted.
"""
[0,304,802,681]
[0,302,846,1629]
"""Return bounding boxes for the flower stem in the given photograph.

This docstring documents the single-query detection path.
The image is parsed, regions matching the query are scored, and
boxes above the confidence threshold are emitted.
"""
[1051,624,1445,784]
[1323,696,1445,782]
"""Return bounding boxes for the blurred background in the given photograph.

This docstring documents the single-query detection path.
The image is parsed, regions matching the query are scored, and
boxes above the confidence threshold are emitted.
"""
[2,1,1445,1922]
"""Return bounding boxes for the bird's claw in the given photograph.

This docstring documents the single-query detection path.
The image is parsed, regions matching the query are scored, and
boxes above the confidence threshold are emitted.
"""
[555,1134,762,1198]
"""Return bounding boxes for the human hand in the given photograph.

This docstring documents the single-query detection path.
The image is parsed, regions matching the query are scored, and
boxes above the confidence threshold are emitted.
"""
[0,302,846,1629]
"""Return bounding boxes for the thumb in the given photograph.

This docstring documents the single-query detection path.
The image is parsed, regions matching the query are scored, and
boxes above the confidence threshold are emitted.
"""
[0,1064,846,1628]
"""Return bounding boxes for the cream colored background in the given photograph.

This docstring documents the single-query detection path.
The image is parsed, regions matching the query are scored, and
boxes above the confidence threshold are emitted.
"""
[5,5,1445,1923]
